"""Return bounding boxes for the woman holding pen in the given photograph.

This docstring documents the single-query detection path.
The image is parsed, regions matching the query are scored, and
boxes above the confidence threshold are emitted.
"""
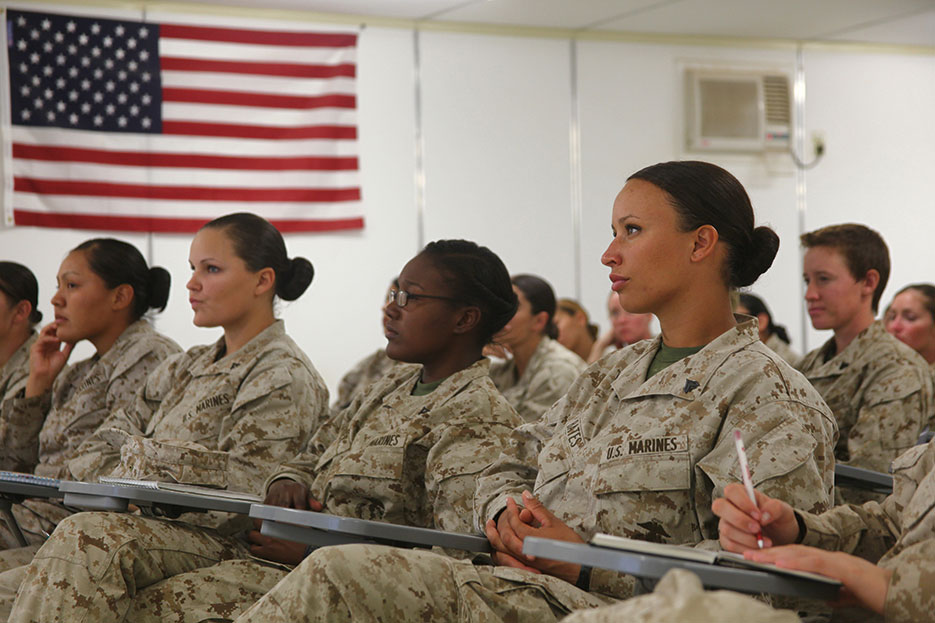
[213,161,840,623]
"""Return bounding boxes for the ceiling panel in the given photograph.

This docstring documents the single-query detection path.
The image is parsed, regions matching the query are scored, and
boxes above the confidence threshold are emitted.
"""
[825,8,935,47]
[428,0,662,29]
[172,0,468,20]
[592,0,935,41]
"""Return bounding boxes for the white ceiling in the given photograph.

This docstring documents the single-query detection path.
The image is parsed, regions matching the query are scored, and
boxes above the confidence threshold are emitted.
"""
[181,0,935,47]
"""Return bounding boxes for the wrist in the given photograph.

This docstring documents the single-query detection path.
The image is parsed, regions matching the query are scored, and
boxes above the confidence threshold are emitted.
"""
[574,565,591,591]
[793,511,807,544]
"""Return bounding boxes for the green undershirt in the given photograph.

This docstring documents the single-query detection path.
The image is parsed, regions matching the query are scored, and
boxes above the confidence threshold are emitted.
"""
[646,343,705,380]
[411,377,444,396]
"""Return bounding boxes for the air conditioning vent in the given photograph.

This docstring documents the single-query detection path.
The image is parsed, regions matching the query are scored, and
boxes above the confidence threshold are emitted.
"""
[763,75,791,125]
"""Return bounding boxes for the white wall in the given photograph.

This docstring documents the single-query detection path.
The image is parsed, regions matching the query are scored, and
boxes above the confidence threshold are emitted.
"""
[2,10,934,393]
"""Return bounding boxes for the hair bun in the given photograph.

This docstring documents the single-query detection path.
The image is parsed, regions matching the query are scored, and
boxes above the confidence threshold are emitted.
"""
[733,227,780,288]
[146,266,171,312]
[277,257,314,301]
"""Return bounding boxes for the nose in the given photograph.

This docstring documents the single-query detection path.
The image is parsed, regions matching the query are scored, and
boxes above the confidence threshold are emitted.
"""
[186,273,199,292]
[601,238,620,267]
[804,281,818,301]
[383,297,400,318]
[50,288,64,308]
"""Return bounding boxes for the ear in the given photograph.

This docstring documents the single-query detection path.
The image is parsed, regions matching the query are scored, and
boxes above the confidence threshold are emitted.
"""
[530,310,549,335]
[860,269,880,303]
[756,312,770,334]
[689,225,720,263]
[11,300,32,324]
[254,267,276,297]
[111,284,135,312]
[452,306,482,336]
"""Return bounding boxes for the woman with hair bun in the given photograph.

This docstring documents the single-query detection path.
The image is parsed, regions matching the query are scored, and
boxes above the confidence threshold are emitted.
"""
[885,283,935,366]
[489,274,586,422]
[736,292,800,366]
[0,240,180,552]
[9,239,525,623]
[226,161,838,623]
[0,262,42,404]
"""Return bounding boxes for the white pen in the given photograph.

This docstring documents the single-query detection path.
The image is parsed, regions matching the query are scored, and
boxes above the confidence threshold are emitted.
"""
[733,430,764,549]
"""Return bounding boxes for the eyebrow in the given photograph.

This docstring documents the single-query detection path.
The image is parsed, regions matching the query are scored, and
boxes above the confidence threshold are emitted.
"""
[616,214,640,223]
[58,270,80,279]
[402,279,425,291]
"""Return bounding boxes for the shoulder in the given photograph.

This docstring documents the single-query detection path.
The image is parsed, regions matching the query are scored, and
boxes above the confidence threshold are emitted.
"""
[539,338,588,374]
[439,373,523,428]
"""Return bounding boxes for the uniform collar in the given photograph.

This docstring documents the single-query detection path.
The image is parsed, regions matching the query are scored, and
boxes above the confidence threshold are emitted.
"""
[381,358,491,415]
[192,320,287,375]
[97,319,153,365]
[611,316,759,402]
[807,320,885,377]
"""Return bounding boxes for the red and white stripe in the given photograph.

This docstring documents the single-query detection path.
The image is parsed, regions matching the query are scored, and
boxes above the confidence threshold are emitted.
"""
[8,19,361,233]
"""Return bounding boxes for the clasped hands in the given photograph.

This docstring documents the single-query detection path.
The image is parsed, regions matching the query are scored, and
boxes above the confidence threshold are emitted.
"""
[484,490,585,585]
[246,479,322,566]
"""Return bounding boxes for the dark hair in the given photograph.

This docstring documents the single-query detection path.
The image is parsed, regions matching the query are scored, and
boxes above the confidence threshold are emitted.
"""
[557,298,599,340]
[419,240,518,346]
[738,292,790,344]
[628,161,779,288]
[73,239,169,320]
[0,261,42,326]
[893,283,935,322]
[512,274,559,340]
[800,223,890,313]
[202,213,313,302]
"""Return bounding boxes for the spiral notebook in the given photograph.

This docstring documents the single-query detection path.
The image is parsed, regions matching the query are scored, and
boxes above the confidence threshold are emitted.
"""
[97,477,261,503]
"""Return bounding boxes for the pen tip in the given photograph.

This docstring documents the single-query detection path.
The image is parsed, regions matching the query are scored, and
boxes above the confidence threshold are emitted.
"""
[733,430,742,441]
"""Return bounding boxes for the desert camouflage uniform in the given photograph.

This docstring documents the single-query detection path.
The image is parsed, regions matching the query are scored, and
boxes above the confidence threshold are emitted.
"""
[8,358,521,623]
[0,332,35,404]
[797,321,932,503]
[0,321,179,551]
[765,333,801,368]
[0,320,327,621]
[490,336,587,423]
[231,318,839,623]
[562,439,935,623]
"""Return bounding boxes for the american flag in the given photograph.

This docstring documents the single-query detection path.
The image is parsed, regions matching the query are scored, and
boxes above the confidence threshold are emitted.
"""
[3,9,362,233]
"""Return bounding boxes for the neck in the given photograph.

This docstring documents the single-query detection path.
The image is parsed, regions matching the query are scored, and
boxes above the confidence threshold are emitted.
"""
[0,327,31,369]
[509,333,543,378]
[90,317,135,356]
[570,333,594,362]
[223,311,275,358]
[420,346,482,384]
[920,342,935,365]
[657,288,735,348]
[832,309,875,354]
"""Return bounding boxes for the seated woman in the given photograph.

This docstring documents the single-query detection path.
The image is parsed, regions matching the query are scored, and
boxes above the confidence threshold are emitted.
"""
[0,213,329,619]
[588,290,654,362]
[554,298,599,363]
[569,438,935,623]
[489,274,586,422]
[221,160,838,623]
[0,240,180,553]
[7,239,525,623]
[0,262,42,404]
[885,284,935,367]
[736,292,800,366]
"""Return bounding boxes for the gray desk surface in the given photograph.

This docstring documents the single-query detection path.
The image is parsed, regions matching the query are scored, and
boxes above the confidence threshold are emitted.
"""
[834,464,894,494]
[59,481,255,515]
[0,472,64,500]
[522,538,842,600]
[251,504,491,553]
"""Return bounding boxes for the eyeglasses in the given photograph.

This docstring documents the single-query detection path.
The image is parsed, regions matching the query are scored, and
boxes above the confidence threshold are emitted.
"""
[386,288,459,308]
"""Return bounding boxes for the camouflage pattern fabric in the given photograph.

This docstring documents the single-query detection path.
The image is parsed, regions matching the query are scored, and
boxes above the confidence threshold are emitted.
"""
[229,319,839,622]
[0,320,180,477]
[489,336,587,423]
[797,321,933,504]
[331,348,417,414]
[0,332,35,403]
[559,568,800,623]
[7,358,521,623]
[765,333,801,368]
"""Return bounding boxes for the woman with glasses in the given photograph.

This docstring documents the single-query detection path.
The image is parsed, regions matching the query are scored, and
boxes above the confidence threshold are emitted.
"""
[489,274,587,422]
[0,262,42,405]
[8,239,524,623]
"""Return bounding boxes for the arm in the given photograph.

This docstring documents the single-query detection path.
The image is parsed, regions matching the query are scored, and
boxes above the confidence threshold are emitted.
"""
[515,358,584,423]
[0,384,53,472]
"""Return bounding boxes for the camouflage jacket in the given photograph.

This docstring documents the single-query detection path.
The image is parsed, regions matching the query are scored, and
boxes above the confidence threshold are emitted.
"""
[489,336,587,423]
[332,348,417,413]
[268,359,523,535]
[0,321,179,476]
[0,331,35,403]
[797,321,933,473]
[799,440,935,623]
[476,318,838,600]
[68,321,328,510]
[765,333,801,368]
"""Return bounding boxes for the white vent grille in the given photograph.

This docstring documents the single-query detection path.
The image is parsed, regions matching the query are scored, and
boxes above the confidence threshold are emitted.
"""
[763,75,791,125]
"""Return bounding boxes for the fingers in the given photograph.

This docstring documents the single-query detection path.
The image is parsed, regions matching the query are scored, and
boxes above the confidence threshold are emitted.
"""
[718,517,771,553]
[485,518,508,553]
[490,550,541,574]
[520,491,553,528]
[307,496,323,511]
[246,530,270,546]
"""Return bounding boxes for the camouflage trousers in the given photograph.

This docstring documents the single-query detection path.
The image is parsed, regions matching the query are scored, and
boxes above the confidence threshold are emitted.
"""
[235,543,617,623]
[0,499,71,551]
[7,511,253,623]
[560,568,800,623]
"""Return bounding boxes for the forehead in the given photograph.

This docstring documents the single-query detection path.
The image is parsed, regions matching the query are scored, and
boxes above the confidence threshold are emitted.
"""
[399,253,444,290]
[803,245,849,271]
[612,179,675,222]
[190,227,237,258]
[58,249,91,274]
[892,290,925,310]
